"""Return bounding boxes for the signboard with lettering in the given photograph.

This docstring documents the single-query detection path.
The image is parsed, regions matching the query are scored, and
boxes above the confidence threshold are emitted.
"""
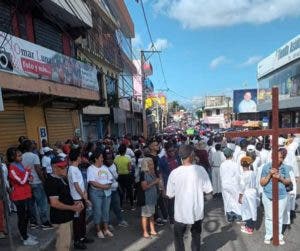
[258,34,300,79]
[38,127,48,144]
[0,31,99,91]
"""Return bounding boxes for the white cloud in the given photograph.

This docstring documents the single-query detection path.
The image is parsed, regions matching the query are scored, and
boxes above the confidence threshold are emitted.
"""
[148,38,170,51]
[240,56,263,67]
[132,33,143,49]
[153,0,300,29]
[209,56,228,69]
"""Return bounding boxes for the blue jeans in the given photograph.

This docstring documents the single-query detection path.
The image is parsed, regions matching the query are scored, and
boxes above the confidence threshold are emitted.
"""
[89,188,111,225]
[262,193,287,241]
[30,183,49,224]
[110,190,123,223]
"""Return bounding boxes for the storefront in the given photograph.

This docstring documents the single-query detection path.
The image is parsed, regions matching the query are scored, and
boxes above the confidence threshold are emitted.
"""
[111,108,126,137]
[0,30,100,150]
[0,100,27,153]
[45,107,79,145]
[257,34,300,128]
[132,101,143,136]
[82,106,110,142]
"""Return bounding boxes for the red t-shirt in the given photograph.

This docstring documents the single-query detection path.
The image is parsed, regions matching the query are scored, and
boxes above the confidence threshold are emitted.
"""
[8,163,32,201]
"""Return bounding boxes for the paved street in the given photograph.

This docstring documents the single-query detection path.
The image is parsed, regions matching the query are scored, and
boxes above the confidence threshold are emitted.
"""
[79,194,300,251]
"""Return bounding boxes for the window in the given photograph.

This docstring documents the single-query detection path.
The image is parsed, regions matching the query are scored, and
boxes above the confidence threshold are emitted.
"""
[206,110,212,116]
[216,109,220,115]
[106,76,118,107]
[258,59,300,103]
[34,18,63,53]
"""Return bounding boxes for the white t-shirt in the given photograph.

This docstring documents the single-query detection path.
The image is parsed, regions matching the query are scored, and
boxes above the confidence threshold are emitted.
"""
[126,148,135,158]
[87,165,113,185]
[166,164,213,224]
[42,156,52,174]
[106,164,119,191]
[22,152,41,184]
[68,165,85,200]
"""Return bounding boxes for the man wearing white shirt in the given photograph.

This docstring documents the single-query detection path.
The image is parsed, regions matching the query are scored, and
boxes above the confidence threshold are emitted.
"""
[167,144,212,251]
[68,149,94,249]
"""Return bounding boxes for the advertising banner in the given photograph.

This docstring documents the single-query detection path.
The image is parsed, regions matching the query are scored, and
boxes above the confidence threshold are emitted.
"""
[0,31,99,91]
[233,89,257,113]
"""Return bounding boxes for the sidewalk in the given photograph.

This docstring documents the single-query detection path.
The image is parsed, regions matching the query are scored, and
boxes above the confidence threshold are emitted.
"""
[0,213,55,251]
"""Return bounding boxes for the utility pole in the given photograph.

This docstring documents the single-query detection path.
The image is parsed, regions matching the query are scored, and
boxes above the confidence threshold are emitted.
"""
[141,50,161,139]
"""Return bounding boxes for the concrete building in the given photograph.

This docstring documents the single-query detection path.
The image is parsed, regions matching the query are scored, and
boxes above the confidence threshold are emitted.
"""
[257,34,300,128]
[0,0,97,152]
[203,96,232,129]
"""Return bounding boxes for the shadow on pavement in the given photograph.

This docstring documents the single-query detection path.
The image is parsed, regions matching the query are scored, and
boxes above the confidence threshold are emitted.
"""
[202,224,237,250]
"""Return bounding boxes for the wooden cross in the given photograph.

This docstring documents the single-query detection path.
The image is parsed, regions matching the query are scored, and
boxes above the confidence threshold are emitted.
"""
[225,87,300,246]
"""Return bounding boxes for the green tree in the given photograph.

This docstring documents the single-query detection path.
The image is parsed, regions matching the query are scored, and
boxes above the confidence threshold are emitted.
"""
[195,110,203,119]
[169,101,185,113]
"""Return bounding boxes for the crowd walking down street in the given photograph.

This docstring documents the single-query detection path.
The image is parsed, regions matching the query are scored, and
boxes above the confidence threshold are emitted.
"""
[0,133,300,251]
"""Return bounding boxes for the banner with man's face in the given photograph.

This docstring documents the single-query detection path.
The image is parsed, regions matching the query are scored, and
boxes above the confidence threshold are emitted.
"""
[233,89,258,113]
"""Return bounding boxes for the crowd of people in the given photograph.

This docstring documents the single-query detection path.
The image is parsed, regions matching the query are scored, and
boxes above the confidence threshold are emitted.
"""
[0,132,299,250]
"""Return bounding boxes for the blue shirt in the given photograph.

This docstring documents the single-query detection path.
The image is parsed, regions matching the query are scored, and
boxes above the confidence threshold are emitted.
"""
[261,163,290,200]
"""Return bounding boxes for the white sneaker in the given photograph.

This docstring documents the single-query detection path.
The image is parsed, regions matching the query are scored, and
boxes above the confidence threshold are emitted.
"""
[264,239,271,245]
[104,230,114,237]
[97,231,105,239]
[28,234,38,240]
[20,234,38,241]
[23,238,39,246]
[279,239,285,245]
[118,221,129,227]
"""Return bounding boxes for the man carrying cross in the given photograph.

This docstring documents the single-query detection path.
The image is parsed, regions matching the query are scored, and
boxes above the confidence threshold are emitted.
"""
[225,87,300,246]
[260,148,291,245]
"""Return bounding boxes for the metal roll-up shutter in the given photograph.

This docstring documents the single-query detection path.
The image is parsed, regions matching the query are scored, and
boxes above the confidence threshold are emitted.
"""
[0,101,27,154]
[0,2,11,33]
[34,18,63,53]
[45,108,74,145]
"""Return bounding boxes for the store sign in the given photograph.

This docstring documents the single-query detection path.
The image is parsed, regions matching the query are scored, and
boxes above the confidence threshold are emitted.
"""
[258,34,300,79]
[0,31,99,91]
[0,87,3,111]
[38,127,48,144]
[132,101,142,113]
[119,98,131,111]
[262,117,269,127]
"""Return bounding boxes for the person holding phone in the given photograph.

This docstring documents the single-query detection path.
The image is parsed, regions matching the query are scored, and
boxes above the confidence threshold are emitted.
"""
[87,149,113,239]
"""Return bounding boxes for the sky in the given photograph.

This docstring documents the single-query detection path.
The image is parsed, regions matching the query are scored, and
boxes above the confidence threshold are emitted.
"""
[125,0,300,105]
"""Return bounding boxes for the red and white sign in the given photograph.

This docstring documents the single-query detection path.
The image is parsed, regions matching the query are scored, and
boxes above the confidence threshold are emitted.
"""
[0,31,99,91]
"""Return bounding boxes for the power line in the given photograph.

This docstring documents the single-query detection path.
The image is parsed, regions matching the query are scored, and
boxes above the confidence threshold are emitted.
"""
[139,0,169,90]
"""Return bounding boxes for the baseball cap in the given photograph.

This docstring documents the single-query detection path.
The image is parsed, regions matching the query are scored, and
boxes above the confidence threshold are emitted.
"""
[247,145,256,152]
[43,147,53,153]
[51,156,67,168]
